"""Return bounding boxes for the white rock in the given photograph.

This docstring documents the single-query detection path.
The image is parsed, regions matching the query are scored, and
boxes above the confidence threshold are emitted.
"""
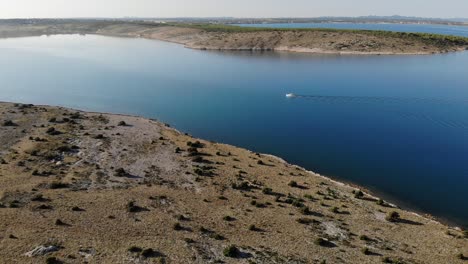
[25,245,59,257]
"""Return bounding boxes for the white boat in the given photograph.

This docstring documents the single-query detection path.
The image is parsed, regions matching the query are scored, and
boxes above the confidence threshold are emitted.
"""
[286,93,296,98]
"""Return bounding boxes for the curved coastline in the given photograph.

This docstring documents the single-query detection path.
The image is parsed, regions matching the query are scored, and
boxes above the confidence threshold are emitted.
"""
[1,19,468,55]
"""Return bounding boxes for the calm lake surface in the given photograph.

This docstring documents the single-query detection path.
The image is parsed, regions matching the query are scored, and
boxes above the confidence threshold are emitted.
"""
[1,33,468,227]
[240,22,468,37]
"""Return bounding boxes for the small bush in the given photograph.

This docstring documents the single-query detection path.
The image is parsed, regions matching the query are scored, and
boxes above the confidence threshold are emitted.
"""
[128,246,143,253]
[385,211,400,222]
[314,238,327,247]
[362,247,371,255]
[94,134,105,139]
[299,206,311,215]
[187,141,204,148]
[262,187,273,195]
[223,216,235,222]
[257,160,264,165]
[173,222,183,231]
[330,207,339,214]
[46,257,63,264]
[55,219,67,226]
[118,121,127,126]
[71,206,84,212]
[354,190,364,199]
[297,218,318,225]
[248,224,257,231]
[141,248,157,258]
[46,127,61,135]
[376,199,385,206]
[115,168,127,177]
[288,181,298,188]
[291,199,304,208]
[232,181,251,191]
[3,120,17,126]
[211,233,225,240]
[223,245,240,258]
[36,204,53,210]
[359,235,371,241]
[49,181,70,189]
[382,256,405,263]
[126,201,143,213]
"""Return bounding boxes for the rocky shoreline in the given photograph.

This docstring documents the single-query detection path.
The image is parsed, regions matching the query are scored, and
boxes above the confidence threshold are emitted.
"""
[1,102,467,263]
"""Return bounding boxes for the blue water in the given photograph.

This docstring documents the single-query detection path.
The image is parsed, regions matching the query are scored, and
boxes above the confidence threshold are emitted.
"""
[239,22,468,37]
[1,34,468,227]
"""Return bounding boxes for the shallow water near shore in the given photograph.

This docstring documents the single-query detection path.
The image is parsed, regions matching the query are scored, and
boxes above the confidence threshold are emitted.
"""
[1,34,468,227]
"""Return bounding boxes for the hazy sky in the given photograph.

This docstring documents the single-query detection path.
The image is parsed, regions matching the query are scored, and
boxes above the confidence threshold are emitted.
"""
[1,0,467,19]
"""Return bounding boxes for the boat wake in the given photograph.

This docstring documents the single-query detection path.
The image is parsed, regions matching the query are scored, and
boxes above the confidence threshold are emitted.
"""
[285,93,468,129]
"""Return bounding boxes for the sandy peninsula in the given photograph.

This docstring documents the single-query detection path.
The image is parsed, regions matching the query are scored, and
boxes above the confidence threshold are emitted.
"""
[0,102,467,263]
[1,19,468,55]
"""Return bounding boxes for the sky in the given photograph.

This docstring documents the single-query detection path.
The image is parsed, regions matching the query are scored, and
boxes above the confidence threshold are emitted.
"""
[0,0,467,19]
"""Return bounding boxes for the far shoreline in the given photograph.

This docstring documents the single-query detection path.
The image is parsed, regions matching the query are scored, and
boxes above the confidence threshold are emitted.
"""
[1,19,468,56]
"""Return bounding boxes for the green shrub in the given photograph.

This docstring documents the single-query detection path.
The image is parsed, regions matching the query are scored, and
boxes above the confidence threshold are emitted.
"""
[115,168,127,177]
[362,247,371,255]
[173,222,183,231]
[46,127,61,135]
[223,216,235,222]
[223,245,240,258]
[288,181,298,188]
[296,218,317,225]
[354,190,364,199]
[299,206,311,215]
[55,219,66,226]
[314,238,327,247]
[385,211,400,222]
[291,199,304,208]
[2,120,17,126]
[141,248,156,258]
[126,201,144,213]
[359,235,371,241]
[49,181,70,189]
[211,233,225,240]
[128,246,143,253]
[262,187,273,195]
[46,257,63,264]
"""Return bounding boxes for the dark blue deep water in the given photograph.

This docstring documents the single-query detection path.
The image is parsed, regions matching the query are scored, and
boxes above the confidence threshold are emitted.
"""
[1,32,468,227]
